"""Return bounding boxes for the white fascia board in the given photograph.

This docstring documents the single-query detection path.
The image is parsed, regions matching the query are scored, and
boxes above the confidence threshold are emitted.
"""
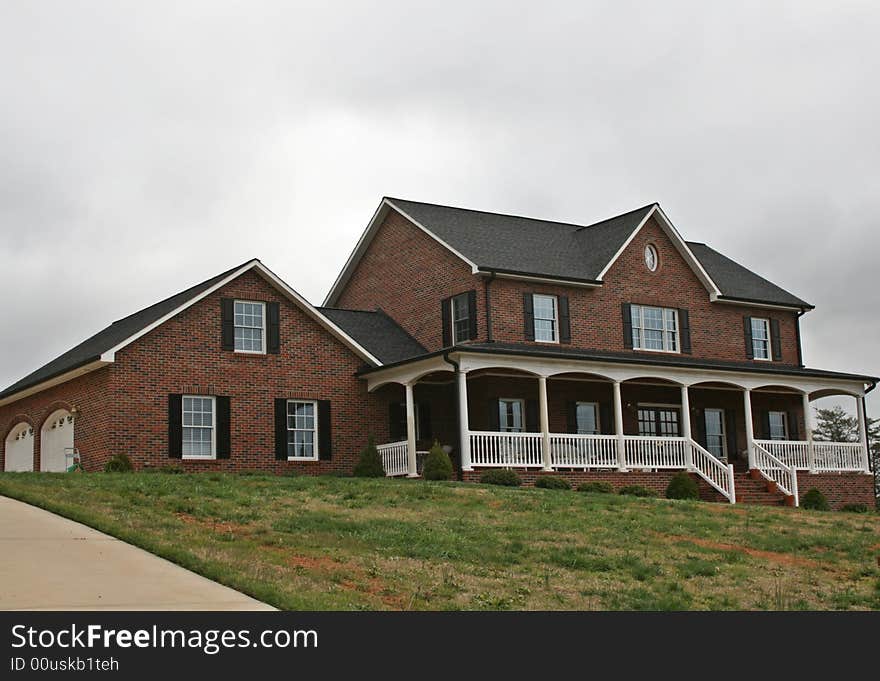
[0,359,111,408]
[709,293,804,313]
[384,199,480,272]
[482,271,601,288]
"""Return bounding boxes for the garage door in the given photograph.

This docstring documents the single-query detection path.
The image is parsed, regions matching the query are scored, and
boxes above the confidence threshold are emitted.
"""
[40,410,74,472]
[4,423,34,471]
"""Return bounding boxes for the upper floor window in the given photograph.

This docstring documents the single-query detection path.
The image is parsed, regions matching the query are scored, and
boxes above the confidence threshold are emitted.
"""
[533,294,558,343]
[183,396,215,459]
[234,300,266,353]
[451,293,471,344]
[751,317,771,360]
[631,305,678,352]
[768,411,788,440]
[644,244,658,271]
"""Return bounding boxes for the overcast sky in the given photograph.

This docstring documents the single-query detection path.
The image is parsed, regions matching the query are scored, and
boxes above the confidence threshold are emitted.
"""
[1,1,878,416]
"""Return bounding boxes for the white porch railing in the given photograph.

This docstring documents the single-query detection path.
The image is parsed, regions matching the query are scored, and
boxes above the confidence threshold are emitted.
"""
[550,434,619,469]
[470,431,543,467]
[377,440,408,477]
[624,436,688,469]
[690,440,736,503]
[753,441,799,506]
[754,439,866,472]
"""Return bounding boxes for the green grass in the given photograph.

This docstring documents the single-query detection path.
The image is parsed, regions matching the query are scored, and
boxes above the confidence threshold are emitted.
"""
[0,472,878,610]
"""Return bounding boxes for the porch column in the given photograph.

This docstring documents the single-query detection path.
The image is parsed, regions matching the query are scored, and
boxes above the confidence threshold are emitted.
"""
[743,389,755,469]
[613,381,626,472]
[538,375,552,471]
[681,385,694,471]
[405,381,418,477]
[856,396,870,473]
[458,370,472,472]
[802,392,816,473]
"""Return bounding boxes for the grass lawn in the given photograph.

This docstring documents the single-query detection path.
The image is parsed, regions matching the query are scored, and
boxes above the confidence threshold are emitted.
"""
[0,472,878,610]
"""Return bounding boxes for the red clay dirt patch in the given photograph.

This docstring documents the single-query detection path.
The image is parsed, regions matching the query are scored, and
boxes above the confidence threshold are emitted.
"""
[175,512,252,536]
[659,533,821,568]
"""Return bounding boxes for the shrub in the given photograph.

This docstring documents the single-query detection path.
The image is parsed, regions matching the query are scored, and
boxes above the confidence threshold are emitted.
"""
[577,481,615,494]
[535,475,571,490]
[840,503,869,513]
[801,488,830,511]
[353,437,386,477]
[423,441,454,481]
[480,469,522,487]
[158,465,184,474]
[665,472,700,500]
[103,453,133,473]
[618,485,656,498]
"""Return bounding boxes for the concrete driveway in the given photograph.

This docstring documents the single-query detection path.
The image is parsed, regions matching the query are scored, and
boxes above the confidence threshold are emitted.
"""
[0,496,275,611]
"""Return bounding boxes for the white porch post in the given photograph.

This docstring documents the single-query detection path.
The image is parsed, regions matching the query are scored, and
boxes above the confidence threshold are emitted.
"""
[856,396,870,473]
[802,392,816,473]
[538,375,552,471]
[405,382,418,477]
[681,385,694,471]
[743,389,755,469]
[458,370,472,472]
[613,381,626,472]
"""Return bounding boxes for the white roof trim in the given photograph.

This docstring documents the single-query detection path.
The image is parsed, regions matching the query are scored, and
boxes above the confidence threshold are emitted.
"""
[100,260,382,366]
[0,359,111,408]
[709,294,804,313]
[596,205,722,297]
[323,198,479,306]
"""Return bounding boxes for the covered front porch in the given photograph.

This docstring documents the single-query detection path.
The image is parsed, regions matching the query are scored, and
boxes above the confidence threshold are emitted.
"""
[365,351,873,507]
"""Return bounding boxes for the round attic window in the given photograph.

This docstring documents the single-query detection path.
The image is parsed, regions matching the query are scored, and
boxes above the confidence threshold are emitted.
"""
[644,244,658,271]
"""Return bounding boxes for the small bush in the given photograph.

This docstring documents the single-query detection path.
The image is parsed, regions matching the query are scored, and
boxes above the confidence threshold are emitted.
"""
[480,469,522,487]
[423,441,453,481]
[618,485,656,498]
[665,472,700,500]
[159,465,184,474]
[103,453,133,473]
[577,481,615,494]
[535,475,571,490]
[353,437,385,478]
[801,488,830,511]
[840,503,869,513]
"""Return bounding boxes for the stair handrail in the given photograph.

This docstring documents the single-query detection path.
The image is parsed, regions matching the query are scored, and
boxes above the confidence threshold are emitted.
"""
[752,441,799,507]
[688,439,736,504]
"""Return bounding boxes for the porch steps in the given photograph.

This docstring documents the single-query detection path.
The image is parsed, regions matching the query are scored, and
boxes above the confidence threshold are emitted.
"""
[732,472,789,506]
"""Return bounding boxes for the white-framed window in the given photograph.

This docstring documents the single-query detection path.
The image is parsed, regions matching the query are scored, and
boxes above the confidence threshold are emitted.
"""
[637,404,681,437]
[533,294,558,343]
[751,317,771,360]
[768,411,788,441]
[644,244,658,272]
[451,293,470,344]
[576,402,599,434]
[183,396,215,459]
[704,408,727,459]
[499,398,525,432]
[631,305,678,352]
[287,400,318,460]
[234,300,266,353]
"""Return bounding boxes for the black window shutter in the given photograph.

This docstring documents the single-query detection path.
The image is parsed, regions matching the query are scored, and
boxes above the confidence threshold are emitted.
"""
[558,295,571,344]
[693,408,707,448]
[389,403,405,441]
[467,290,478,340]
[318,400,332,460]
[221,298,235,350]
[787,411,799,440]
[725,410,737,458]
[488,399,500,432]
[743,316,754,359]
[762,411,772,440]
[267,302,280,354]
[274,398,288,460]
[441,297,452,347]
[168,394,182,458]
[678,308,691,354]
[599,403,612,435]
[770,318,782,361]
[216,396,231,459]
[622,303,633,349]
[525,399,539,433]
[566,401,578,434]
[523,294,535,341]
[418,402,432,441]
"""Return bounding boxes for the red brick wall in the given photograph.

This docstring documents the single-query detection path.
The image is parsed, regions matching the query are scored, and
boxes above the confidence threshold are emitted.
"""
[796,472,875,510]
[335,210,483,352]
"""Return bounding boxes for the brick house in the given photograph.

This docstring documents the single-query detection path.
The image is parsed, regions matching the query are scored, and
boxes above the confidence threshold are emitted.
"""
[1,198,876,507]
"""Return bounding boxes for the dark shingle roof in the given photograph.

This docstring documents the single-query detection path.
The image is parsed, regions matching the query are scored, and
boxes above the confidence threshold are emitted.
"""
[317,308,427,364]
[386,198,811,308]
[0,260,254,400]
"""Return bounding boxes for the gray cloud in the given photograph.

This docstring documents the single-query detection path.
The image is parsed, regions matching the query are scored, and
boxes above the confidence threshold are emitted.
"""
[1,0,878,416]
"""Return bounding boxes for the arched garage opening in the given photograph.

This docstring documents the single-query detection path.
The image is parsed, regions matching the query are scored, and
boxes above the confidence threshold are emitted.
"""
[4,423,34,471]
[40,409,74,472]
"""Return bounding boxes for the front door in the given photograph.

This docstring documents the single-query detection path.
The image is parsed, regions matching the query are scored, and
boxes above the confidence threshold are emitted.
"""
[637,406,680,437]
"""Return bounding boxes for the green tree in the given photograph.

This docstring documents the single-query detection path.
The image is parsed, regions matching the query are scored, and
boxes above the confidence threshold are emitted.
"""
[811,405,858,442]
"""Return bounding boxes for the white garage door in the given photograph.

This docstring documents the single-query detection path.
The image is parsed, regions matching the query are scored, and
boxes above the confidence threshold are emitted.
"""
[40,410,74,472]
[4,423,34,471]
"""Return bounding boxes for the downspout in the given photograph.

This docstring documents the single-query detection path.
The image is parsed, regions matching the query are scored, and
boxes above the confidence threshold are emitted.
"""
[795,309,807,367]
[484,271,496,343]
